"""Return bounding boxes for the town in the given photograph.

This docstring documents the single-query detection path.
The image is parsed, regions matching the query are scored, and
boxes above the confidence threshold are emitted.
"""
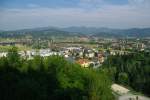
[1,37,150,69]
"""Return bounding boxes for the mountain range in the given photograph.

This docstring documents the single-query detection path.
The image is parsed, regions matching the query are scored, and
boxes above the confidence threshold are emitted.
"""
[1,27,150,38]
[62,27,150,37]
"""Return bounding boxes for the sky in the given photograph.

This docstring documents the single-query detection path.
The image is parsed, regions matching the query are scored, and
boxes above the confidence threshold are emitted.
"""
[0,0,150,30]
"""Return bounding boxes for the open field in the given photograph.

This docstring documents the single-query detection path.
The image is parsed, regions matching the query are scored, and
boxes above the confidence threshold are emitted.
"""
[0,45,31,52]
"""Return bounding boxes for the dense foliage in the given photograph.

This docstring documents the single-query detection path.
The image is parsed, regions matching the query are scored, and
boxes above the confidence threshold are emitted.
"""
[102,51,150,96]
[0,47,114,100]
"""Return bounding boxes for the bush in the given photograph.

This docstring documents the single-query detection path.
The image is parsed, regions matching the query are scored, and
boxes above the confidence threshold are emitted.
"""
[0,49,114,100]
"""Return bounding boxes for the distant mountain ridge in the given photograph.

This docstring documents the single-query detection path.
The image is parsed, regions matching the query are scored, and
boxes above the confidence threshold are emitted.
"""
[61,27,150,37]
[1,26,150,38]
[61,27,112,34]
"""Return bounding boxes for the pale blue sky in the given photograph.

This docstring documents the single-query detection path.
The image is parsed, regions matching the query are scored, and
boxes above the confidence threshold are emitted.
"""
[0,0,150,30]
[0,0,128,8]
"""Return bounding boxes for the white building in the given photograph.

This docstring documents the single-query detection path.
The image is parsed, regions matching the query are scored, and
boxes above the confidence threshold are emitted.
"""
[0,52,7,58]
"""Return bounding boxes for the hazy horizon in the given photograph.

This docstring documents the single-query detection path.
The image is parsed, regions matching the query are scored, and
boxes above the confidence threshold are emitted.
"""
[1,26,150,31]
[0,0,150,30]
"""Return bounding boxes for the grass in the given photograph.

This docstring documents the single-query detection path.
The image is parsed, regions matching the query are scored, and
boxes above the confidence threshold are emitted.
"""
[0,45,32,52]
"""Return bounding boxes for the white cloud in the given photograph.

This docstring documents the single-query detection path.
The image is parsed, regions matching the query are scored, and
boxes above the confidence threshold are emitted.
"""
[27,4,40,8]
[0,1,150,30]
[128,0,150,8]
[79,0,104,8]
[80,0,103,4]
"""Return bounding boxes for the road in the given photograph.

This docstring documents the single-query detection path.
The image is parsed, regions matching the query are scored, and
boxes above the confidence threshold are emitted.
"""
[118,94,150,100]
[111,84,150,100]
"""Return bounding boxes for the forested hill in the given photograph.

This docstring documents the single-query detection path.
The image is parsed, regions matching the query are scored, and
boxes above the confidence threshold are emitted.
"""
[0,27,150,38]
[102,51,150,96]
[62,27,150,37]
[0,27,74,38]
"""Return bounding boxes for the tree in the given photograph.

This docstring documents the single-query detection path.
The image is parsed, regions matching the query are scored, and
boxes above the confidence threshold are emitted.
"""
[7,46,21,68]
[0,49,114,100]
[118,72,129,85]
[102,51,150,96]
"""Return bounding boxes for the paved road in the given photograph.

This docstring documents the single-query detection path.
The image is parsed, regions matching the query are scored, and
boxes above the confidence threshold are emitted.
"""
[118,94,150,100]
[111,84,150,100]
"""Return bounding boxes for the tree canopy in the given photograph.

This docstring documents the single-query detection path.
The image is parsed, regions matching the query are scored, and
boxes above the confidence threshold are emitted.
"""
[0,47,114,100]
[102,51,150,96]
